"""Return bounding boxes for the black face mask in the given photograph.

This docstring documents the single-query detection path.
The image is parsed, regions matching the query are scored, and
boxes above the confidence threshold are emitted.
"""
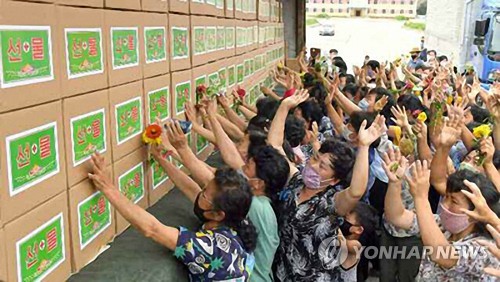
[193,192,212,222]
[339,220,354,237]
[411,54,418,60]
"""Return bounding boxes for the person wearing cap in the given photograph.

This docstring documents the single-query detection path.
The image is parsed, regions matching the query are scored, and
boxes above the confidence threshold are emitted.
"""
[407,47,425,71]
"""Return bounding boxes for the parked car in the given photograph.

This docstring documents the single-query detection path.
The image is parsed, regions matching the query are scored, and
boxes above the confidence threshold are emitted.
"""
[319,25,335,36]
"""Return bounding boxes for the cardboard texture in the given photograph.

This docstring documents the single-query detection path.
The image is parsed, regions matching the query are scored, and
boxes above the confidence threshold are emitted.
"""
[142,13,169,78]
[105,10,143,87]
[224,18,236,58]
[190,0,222,17]
[171,69,192,119]
[141,0,169,12]
[63,90,112,188]
[0,101,67,224]
[57,6,108,97]
[225,0,235,18]
[258,0,269,22]
[4,192,71,282]
[169,0,189,14]
[169,14,191,72]
[56,0,104,8]
[0,2,61,113]
[0,228,6,282]
[143,74,171,125]
[113,148,148,235]
[68,177,115,272]
[105,0,141,10]
[190,16,218,67]
[147,157,173,206]
[109,81,144,162]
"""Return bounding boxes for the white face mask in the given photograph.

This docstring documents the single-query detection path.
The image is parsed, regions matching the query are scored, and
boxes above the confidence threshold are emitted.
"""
[358,98,370,111]
[341,125,355,142]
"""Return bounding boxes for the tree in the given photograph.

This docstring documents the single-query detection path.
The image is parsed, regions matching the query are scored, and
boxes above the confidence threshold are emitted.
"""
[417,0,427,15]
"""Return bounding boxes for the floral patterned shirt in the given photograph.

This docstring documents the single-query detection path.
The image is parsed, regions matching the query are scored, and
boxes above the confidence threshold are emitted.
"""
[274,172,345,281]
[410,215,500,282]
[174,226,255,282]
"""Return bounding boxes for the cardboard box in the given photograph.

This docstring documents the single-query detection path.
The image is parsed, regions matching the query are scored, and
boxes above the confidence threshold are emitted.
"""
[142,13,169,78]
[0,2,61,113]
[190,0,223,17]
[57,6,107,97]
[147,158,174,206]
[141,0,169,12]
[4,192,71,282]
[171,69,192,119]
[225,0,235,18]
[169,0,189,14]
[63,90,112,188]
[190,16,218,67]
[105,0,141,10]
[144,74,171,125]
[258,0,269,22]
[113,148,148,235]
[222,18,236,59]
[0,101,67,224]
[56,0,104,7]
[68,177,115,272]
[105,10,143,87]
[169,14,191,72]
[0,228,6,282]
[109,81,144,162]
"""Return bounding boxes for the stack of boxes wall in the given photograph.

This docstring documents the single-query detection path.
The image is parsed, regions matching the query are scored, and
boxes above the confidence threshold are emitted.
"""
[0,0,285,281]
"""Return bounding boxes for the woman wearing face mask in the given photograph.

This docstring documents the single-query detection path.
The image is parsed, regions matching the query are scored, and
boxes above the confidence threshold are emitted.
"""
[268,90,387,281]
[88,153,256,281]
[387,160,500,281]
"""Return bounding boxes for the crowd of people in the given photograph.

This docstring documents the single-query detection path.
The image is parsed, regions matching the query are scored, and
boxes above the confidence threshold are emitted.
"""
[87,45,500,281]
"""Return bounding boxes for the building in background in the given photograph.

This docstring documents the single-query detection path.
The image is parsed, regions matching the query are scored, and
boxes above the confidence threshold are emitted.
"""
[306,0,418,18]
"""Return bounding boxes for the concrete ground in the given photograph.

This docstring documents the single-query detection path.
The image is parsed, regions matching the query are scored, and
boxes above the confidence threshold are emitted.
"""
[307,17,424,72]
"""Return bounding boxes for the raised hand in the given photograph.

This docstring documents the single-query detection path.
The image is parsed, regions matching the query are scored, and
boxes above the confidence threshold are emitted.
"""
[88,153,114,192]
[216,94,230,108]
[374,96,388,112]
[412,119,428,140]
[480,137,495,165]
[185,102,199,125]
[281,89,309,109]
[390,105,410,129]
[434,112,462,148]
[205,98,218,116]
[478,224,500,277]
[357,115,387,147]
[165,121,188,150]
[382,147,409,183]
[460,180,498,224]
[407,160,431,199]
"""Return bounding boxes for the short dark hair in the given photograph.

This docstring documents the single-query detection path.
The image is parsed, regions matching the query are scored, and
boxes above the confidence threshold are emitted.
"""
[446,170,500,237]
[333,57,348,73]
[256,97,279,120]
[330,49,338,54]
[249,146,290,201]
[319,138,355,184]
[246,129,268,158]
[437,55,448,62]
[366,60,380,71]
[343,83,359,97]
[349,111,381,148]
[428,50,437,56]
[345,74,356,84]
[470,105,490,123]
[303,73,316,88]
[285,115,306,147]
[298,99,324,128]
[353,202,379,242]
[369,87,396,122]
[213,168,257,251]
[247,115,271,132]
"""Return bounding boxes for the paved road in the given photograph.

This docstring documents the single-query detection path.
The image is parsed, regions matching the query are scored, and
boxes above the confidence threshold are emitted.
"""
[307,17,424,72]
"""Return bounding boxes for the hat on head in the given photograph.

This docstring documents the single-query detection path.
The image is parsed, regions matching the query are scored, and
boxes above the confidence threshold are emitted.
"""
[409,47,421,54]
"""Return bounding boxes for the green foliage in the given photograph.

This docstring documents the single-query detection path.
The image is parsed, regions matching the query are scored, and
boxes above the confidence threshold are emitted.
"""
[404,21,426,31]
[306,18,319,26]
[395,15,409,21]
[315,13,331,19]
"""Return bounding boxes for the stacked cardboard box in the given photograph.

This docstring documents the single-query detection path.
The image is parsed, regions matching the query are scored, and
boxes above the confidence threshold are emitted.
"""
[0,0,285,280]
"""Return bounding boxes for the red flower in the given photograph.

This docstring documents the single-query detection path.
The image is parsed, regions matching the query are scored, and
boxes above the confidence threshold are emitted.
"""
[196,85,207,95]
[145,124,162,139]
[237,88,246,98]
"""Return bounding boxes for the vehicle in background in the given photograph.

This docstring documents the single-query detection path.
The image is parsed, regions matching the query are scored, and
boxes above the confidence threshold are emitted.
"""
[319,24,335,36]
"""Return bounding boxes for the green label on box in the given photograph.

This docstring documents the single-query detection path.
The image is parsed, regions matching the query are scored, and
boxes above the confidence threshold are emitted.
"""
[225,27,235,49]
[237,64,244,83]
[216,27,225,50]
[208,72,219,87]
[171,27,189,60]
[206,27,217,52]
[7,122,59,196]
[65,28,103,79]
[195,75,206,103]
[144,27,166,64]
[193,27,206,55]
[0,26,54,88]
[244,60,250,77]
[119,163,145,204]
[175,81,190,115]
[151,158,168,189]
[17,213,65,282]
[236,27,244,47]
[235,0,242,11]
[218,68,227,89]
[197,134,209,153]
[242,0,248,12]
[227,0,233,10]
[111,27,139,70]
[206,0,216,4]
[216,0,224,9]
[228,65,235,86]
[148,87,169,124]
[78,191,111,249]
[115,97,143,145]
[70,109,106,167]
